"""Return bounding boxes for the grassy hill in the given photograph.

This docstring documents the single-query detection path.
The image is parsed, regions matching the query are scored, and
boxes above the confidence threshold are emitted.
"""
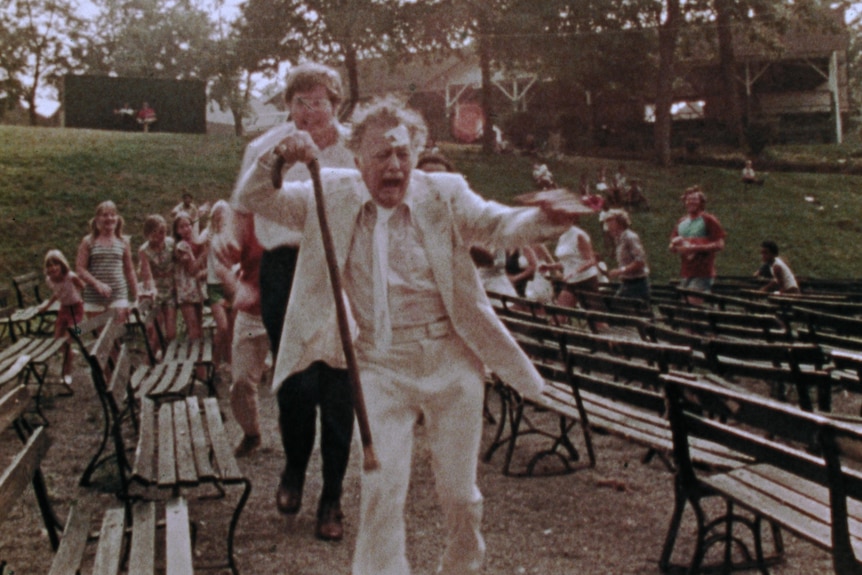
[1,124,861,289]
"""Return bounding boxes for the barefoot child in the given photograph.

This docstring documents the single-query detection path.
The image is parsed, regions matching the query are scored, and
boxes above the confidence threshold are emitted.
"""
[138,214,177,355]
[173,211,206,341]
[38,249,84,386]
[76,200,138,321]
[199,200,233,370]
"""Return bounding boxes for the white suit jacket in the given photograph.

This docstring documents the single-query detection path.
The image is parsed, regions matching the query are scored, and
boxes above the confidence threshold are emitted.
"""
[235,158,566,400]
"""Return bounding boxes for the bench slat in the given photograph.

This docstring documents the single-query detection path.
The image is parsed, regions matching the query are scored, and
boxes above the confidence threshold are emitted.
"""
[46,503,91,575]
[166,497,195,575]
[204,397,242,480]
[91,506,126,575]
[0,338,32,363]
[186,397,216,479]
[133,362,164,397]
[151,362,180,396]
[128,501,156,575]
[705,470,833,550]
[173,400,197,484]
[133,398,157,484]
[0,428,50,523]
[172,361,195,395]
[0,385,30,431]
[158,402,178,487]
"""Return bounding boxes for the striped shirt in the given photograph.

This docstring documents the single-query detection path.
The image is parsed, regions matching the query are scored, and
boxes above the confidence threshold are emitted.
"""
[82,237,128,306]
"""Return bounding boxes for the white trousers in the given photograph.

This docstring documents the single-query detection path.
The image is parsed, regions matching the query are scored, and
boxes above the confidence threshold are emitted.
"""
[352,333,486,575]
[230,310,270,437]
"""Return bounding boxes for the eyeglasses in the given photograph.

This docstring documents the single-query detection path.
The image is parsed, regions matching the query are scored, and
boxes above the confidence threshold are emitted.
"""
[293,97,332,112]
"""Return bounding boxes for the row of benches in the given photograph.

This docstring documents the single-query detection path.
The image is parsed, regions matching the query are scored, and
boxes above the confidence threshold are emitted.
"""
[491,290,862,411]
[488,309,862,573]
[0,302,243,574]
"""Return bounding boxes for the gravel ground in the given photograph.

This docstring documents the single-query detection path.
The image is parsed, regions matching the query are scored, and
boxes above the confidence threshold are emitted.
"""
[0,359,836,575]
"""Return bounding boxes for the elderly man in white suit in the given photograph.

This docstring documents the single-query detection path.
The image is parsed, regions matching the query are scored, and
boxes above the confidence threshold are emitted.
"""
[235,95,584,575]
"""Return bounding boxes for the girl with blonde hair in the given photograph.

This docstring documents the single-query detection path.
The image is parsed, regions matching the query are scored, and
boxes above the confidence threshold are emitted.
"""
[75,200,138,320]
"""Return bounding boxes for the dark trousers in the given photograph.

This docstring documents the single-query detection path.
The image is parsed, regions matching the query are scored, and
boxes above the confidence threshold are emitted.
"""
[260,246,300,353]
[616,277,651,303]
[260,246,354,505]
[278,362,354,504]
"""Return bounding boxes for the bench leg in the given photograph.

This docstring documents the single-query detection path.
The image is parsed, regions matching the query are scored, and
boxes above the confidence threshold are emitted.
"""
[226,479,252,575]
[28,363,51,427]
[666,496,781,575]
[658,483,690,572]
[482,385,513,465]
[697,506,769,574]
[482,383,496,425]
[81,392,113,487]
[502,401,526,476]
[524,414,581,477]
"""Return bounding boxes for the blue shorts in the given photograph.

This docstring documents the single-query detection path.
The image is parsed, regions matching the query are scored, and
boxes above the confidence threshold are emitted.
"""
[679,277,714,292]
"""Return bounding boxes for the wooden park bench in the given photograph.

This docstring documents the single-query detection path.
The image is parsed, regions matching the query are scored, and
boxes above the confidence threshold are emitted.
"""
[488,316,744,475]
[132,395,251,574]
[133,302,216,397]
[483,316,594,476]
[70,313,249,574]
[675,286,781,315]
[0,286,71,425]
[10,270,57,337]
[657,303,791,342]
[769,293,862,316]
[660,373,862,574]
[561,340,744,470]
[573,289,654,318]
[486,290,546,322]
[0,374,195,574]
[544,302,654,340]
[70,312,201,485]
[790,306,862,352]
[703,338,833,412]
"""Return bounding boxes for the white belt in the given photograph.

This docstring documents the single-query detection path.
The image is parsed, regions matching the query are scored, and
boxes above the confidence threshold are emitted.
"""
[390,318,452,344]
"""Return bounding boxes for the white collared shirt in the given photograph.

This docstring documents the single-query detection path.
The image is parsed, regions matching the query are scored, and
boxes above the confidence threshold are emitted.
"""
[345,187,446,350]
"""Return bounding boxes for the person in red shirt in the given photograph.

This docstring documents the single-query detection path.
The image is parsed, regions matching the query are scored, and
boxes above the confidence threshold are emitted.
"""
[215,211,268,459]
[136,101,157,132]
[669,186,726,302]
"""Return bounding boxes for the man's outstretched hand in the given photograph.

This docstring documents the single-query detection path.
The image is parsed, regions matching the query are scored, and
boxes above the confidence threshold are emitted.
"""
[515,188,596,225]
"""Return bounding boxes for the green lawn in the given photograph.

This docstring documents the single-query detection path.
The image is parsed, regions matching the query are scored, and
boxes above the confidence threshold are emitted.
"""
[2,124,861,288]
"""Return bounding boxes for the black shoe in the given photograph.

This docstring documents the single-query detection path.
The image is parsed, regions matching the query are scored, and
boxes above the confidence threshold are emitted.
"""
[315,501,344,541]
[276,482,302,514]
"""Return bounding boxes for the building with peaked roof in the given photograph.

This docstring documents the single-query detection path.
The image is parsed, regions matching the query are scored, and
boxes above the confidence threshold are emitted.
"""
[664,10,851,145]
[339,53,540,144]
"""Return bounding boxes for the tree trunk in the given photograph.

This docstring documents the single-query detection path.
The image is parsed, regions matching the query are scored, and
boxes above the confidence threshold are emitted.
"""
[27,53,42,126]
[26,90,38,126]
[231,106,244,137]
[654,0,680,167]
[479,38,496,154]
[342,44,360,122]
[715,0,746,148]
[475,7,496,155]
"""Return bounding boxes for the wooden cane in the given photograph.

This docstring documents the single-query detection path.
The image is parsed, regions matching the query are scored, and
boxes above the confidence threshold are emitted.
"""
[274,157,379,471]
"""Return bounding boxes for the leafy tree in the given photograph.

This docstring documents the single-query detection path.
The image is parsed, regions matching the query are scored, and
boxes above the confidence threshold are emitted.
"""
[0,9,26,119]
[6,0,85,125]
[207,30,257,137]
[236,0,399,117]
[81,0,217,80]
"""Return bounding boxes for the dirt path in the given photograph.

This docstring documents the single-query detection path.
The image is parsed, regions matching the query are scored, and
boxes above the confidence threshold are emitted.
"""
[0,359,832,574]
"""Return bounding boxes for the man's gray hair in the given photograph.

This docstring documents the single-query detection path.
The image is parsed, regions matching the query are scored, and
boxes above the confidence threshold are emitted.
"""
[347,95,428,158]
